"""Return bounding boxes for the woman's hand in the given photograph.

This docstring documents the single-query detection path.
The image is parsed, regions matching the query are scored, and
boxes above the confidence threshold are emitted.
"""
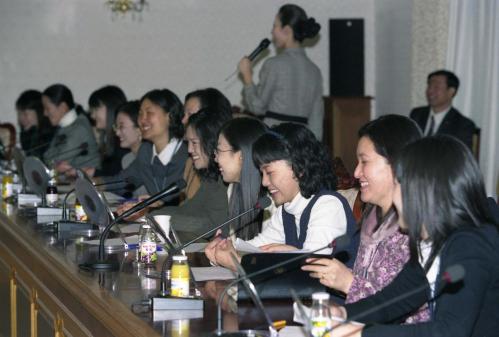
[214,239,240,272]
[205,230,224,264]
[301,258,354,294]
[259,243,297,252]
[238,57,253,85]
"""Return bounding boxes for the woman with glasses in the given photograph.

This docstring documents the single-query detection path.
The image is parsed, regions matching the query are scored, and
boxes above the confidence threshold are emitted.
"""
[151,108,231,241]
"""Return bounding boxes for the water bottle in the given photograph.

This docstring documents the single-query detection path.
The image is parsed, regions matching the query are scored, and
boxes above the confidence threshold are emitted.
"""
[138,224,158,266]
[310,292,332,337]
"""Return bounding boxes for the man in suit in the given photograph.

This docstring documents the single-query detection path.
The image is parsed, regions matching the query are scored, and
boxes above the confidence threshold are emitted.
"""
[410,70,476,149]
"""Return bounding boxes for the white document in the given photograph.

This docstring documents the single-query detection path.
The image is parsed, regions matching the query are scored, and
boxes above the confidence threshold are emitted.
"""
[183,242,207,253]
[18,194,42,206]
[278,326,308,337]
[152,309,203,321]
[234,238,262,253]
[191,266,236,281]
[36,207,63,216]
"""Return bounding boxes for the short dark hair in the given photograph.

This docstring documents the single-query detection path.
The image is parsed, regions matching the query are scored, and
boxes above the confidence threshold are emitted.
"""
[42,84,75,110]
[116,100,140,128]
[358,114,422,166]
[395,135,497,271]
[253,123,336,198]
[140,89,184,140]
[278,4,321,42]
[16,90,46,128]
[428,69,460,94]
[185,88,232,121]
[220,117,268,239]
[187,107,230,181]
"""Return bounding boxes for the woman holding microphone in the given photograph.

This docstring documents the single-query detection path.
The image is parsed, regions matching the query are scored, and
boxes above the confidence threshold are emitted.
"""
[239,4,324,139]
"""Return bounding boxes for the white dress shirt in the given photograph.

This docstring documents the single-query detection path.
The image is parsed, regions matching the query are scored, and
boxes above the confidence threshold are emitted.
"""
[425,106,452,135]
[151,138,182,165]
[59,109,77,127]
[246,192,347,254]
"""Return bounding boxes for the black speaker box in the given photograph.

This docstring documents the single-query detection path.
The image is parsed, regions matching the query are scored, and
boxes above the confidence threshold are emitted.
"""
[329,19,364,96]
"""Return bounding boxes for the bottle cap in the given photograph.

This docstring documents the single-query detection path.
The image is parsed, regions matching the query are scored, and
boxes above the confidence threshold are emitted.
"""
[312,292,330,301]
[172,255,188,261]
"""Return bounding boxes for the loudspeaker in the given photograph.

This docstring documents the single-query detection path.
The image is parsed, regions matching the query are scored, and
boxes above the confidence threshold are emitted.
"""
[329,19,364,96]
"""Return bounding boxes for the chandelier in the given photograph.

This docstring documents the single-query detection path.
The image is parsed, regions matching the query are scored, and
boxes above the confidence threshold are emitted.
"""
[106,0,147,14]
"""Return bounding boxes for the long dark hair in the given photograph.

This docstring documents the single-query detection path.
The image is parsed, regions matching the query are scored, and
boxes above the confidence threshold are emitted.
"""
[116,100,140,127]
[220,117,267,239]
[42,84,87,117]
[140,89,184,140]
[278,4,321,42]
[395,135,497,271]
[88,85,127,156]
[187,108,230,181]
[253,123,336,197]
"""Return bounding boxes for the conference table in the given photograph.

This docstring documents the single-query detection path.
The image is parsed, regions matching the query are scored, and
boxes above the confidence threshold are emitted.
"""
[0,201,295,337]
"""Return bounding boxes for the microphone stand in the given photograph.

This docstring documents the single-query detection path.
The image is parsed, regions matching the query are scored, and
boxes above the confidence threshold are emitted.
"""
[79,180,185,271]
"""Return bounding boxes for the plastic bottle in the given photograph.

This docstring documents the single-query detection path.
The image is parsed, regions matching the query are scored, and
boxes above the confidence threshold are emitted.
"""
[74,198,88,221]
[138,224,158,266]
[170,255,190,297]
[310,292,332,337]
[2,170,13,199]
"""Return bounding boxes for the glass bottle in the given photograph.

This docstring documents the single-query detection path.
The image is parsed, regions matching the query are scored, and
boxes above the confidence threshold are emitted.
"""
[138,224,158,266]
[310,292,332,337]
[170,255,190,297]
[46,177,58,207]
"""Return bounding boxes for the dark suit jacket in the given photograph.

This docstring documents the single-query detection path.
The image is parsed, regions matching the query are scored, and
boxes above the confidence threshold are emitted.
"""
[410,106,476,149]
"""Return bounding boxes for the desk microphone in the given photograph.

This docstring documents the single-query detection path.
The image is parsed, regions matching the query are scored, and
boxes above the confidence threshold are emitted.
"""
[224,38,271,82]
[78,179,186,271]
[155,195,271,297]
[318,264,466,336]
[45,142,89,161]
[214,234,351,336]
[25,134,67,155]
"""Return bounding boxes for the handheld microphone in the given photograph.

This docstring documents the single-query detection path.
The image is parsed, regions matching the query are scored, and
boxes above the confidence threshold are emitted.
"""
[224,38,271,82]
[248,38,271,61]
[154,195,272,298]
[78,179,186,271]
[316,264,466,336]
[214,235,351,336]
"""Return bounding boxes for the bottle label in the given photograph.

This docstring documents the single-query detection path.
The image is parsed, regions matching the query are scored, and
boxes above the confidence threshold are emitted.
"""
[75,205,87,221]
[311,318,332,337]
[171,278,189,297]
[46,193,58,207]
[139,241,157,264]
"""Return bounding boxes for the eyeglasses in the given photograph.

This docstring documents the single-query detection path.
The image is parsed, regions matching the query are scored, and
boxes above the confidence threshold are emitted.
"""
[213,147,233,156]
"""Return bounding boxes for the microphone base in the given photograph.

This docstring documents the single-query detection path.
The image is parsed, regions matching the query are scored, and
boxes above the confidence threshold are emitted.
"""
[151,295,204,310]
[212,330,273,337]
[78,260,120,271]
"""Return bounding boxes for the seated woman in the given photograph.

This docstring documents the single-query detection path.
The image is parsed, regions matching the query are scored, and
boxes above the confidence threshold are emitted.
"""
[206,123,358,271]
[152,108,231,241]
[88,85,128,177]
[302,115,428,321]
[41,84,100,174]
[212,117,268,240]
[16,89,56,158]
[111,89,188,206]
[330,136,499,337]
[113,100,142,170]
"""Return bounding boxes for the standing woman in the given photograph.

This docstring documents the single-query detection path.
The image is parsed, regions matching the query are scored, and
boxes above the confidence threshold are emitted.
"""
[16,89,56,158]
[88,85,128,177]
[111,89,188,205]
[331,136,499,337]
[42,84,100,173]
[239,4,323,139]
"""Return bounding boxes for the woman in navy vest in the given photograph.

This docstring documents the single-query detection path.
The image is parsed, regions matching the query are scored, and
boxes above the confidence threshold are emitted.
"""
[206,123,358,271]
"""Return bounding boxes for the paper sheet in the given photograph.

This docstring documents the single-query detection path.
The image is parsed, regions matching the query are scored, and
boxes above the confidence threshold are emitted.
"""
[152,309,203,321]
[191,266,236,281]
[234,238,262,253]
[278,326,308,337]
